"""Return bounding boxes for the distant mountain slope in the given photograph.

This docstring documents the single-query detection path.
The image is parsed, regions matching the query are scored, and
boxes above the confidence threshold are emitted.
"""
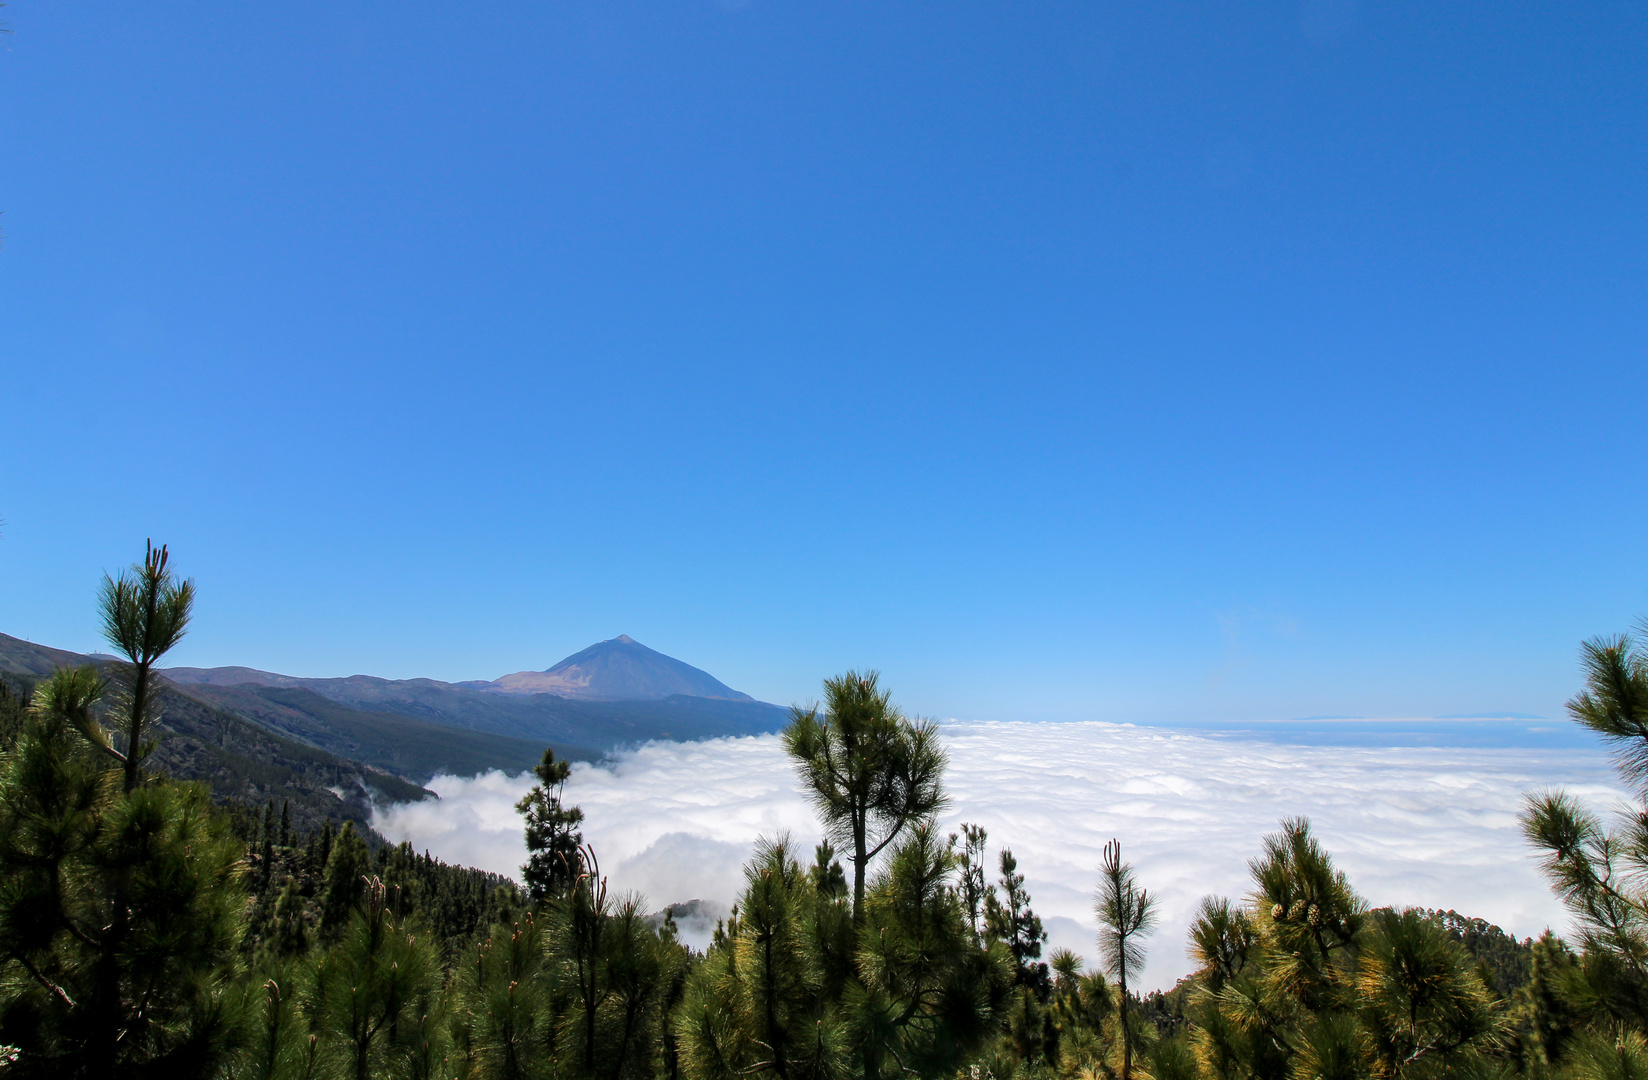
[175,683,562,781]
[0,635,96,679]
[0,634,431,841]
[163,636,790,749]
[487,634,754,701]
[4,628,789,833]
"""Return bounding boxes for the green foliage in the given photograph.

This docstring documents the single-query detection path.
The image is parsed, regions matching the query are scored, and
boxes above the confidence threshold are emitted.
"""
[235,957,316,1080]
[269,878,309,959]
[681,823,1012,1080]
[0,678,27,750]
[1356,907,1501,1077]
[516,748,584,905]
[854,821,1014,1078]
[1564,626,1648,792]
[783,671,947,920]
[1048,959,1117,1078]
[1180,818,1502,1080]
[1096,838,1156,1080]
[1424,908,1535,1001]
[987,846,1049,991]
[1146,1032,1200,1080]
[309,879,446,1080]
[0,674,246,1077]
[1521,789,1648,1011]
[1188,897,1256,997]
[546,847,685,1080]
[319,823,370,944]
[953,823,990,943]
[451,914,554,1080]
[677,836,845,1080]
[99,540,195,792]
[1563,1029,1648,1080]
[983,843,1056,1073]
[1505,932,1583,1074]
[1520,619,1648,1078]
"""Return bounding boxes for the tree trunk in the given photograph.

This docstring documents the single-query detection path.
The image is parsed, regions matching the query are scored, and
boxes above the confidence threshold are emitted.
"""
[124,660,152,793]
[852,813,867,924]
[1119,956,1131,1080]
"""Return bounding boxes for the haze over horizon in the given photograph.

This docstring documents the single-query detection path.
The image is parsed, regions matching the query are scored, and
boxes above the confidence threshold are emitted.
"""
[4,2,1646,726]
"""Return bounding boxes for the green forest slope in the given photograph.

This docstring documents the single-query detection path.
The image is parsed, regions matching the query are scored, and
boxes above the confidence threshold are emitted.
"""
[171,682,565,780]
[163,662,790,747]
[0,632,583,780]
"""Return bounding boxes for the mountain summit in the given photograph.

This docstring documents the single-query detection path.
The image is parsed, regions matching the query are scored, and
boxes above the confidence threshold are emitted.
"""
[486,636,755,702]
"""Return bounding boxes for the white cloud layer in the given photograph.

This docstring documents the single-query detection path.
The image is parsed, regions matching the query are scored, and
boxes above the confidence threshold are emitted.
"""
[372,721,1625,990]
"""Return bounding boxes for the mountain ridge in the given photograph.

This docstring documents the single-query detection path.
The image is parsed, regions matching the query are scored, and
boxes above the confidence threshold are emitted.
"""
[0,632,433,843]
[485,634,755,701]
[161,635,786,749]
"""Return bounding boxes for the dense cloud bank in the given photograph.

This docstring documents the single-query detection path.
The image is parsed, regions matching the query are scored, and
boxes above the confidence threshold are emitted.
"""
[373,721,1622,989]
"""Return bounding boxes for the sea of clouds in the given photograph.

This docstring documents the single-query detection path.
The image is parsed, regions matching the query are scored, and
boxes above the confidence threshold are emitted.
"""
[372,721,1626,990]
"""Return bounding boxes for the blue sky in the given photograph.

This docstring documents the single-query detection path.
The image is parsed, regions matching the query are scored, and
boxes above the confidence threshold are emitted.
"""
[3,1,1645,725]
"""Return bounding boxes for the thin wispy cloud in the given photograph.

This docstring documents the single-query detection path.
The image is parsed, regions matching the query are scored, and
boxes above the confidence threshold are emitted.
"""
[373,721,1621,989]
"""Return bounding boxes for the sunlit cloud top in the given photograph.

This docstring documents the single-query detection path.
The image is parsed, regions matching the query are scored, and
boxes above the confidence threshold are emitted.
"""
[374,721,1622,990]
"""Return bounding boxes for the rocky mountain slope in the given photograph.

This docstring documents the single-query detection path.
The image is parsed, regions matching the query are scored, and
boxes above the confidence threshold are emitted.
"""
[483,634,754,700]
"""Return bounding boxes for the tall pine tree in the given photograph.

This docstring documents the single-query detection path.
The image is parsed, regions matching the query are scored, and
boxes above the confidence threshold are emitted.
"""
[782,671,947,922]
[515,748,584,904]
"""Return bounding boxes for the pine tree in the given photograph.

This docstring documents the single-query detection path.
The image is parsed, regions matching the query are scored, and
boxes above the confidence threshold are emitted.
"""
[238,957,314,1080]
[985,846,1052,1069]
[515,747,584,904]
[677,836,845,1080]
[1523,624,1648,1034]
[310,877,446,1080]
[1355,907,1499,1077]
[0,544,245,1078]
[95,540,195,793]
[807,840,856,1004]
[952,822,990,943]
[600,895,675,1080]
[1049,962,1119,1077]
[319,822,369,944]
[986,846,1049,991]
[854,821,1014,1078]
[782,671,947,922]
[1507,931,1582,1075]
[269,876,309,959]
[0,678,27,749]
[1187,820,1502,1079]
[1095,838,1156,1080]
[538,846,683,1080]
[453,914,553,1080]
[808,840,847,899]
[258,831,276,897]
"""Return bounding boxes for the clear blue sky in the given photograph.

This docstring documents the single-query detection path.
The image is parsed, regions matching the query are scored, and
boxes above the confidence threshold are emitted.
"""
[3,1,1644,724]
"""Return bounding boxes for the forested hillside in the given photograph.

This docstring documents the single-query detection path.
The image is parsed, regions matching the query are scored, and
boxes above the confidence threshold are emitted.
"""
[163,660,789,748]
[168,681,558,780]
[0,635,429,843]
[0,632,592,782]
